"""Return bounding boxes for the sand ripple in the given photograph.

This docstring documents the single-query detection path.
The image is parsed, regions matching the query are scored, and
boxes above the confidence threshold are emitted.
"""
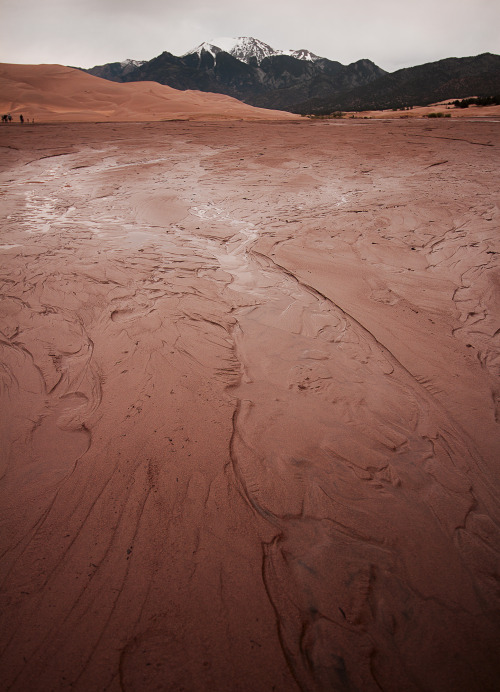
[1,120,499,691]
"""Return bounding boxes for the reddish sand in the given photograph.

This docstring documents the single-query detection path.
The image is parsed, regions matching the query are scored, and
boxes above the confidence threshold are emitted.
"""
[0,63,299,122]
[0,119,499,692]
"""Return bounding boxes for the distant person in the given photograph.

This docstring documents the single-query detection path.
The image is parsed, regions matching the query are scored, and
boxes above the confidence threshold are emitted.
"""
[20,114,24,123]
[1,114,6,123]
[8,114,12,122]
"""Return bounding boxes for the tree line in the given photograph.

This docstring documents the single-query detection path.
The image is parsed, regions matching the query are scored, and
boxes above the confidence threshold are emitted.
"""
[453,95,500,108]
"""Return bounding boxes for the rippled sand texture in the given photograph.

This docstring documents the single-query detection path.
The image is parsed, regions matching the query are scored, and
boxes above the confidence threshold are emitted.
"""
[1,120,499,691]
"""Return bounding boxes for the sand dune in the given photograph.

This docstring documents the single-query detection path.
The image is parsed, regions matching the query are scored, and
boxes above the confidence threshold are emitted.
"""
[0,63,298,121]
[0,119,499,691]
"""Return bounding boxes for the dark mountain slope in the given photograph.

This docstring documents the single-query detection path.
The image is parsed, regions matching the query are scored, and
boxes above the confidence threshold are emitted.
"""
[84,49,387,111]
[119,50,262,97]
[250,57,386,109]
[83,45,500,114]
[293,53,500,113]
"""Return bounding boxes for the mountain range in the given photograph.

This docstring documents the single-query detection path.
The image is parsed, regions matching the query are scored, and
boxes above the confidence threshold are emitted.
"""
[184,37,322,64]
[83,37,500,114]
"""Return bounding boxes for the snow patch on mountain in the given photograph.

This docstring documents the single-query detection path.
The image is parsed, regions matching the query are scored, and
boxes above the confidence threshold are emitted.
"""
[227,37,277,64]
[286,49,322,62]
[183,42,222,60]
[120,59,146,68]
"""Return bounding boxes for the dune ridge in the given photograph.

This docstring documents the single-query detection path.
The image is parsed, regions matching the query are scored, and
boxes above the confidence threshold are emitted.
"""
[0,63,298,121]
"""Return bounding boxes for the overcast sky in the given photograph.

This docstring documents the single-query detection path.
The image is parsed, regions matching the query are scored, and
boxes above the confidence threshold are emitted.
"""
[1,0,499,72]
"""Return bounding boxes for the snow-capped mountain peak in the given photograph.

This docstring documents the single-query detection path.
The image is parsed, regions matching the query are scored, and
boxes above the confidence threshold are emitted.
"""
[287,49,322,62]
[225,37,277,64]
[184,36,324,65]
[120,59,146,68]
[184,37,275,64]
[182,42,223,60]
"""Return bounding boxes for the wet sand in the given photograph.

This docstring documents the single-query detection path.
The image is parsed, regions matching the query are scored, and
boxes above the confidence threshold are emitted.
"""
[0,119,499,691]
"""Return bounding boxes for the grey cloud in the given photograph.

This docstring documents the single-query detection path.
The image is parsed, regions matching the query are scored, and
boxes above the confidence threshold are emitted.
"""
[1,0,498,71]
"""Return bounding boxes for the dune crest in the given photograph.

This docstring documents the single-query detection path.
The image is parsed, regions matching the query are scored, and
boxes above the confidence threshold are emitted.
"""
[0,63,298,121]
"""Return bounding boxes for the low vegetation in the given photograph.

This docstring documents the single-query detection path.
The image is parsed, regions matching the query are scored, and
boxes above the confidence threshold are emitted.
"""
[307,112,344,119]
[453,95,500,108]
[427,112,452,118]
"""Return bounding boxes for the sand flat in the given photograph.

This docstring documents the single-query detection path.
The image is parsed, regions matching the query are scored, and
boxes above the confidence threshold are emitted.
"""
[0,119,499,691]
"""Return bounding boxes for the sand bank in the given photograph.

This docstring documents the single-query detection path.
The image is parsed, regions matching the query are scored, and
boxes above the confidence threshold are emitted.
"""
[0,119,499,691]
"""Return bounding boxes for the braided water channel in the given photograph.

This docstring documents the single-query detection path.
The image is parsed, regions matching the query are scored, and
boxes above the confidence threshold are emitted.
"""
[2,131,499,691]
[186,199,500,692]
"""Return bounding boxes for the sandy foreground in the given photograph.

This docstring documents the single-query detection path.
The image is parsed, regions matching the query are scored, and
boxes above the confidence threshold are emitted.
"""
[0,119,499,691]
